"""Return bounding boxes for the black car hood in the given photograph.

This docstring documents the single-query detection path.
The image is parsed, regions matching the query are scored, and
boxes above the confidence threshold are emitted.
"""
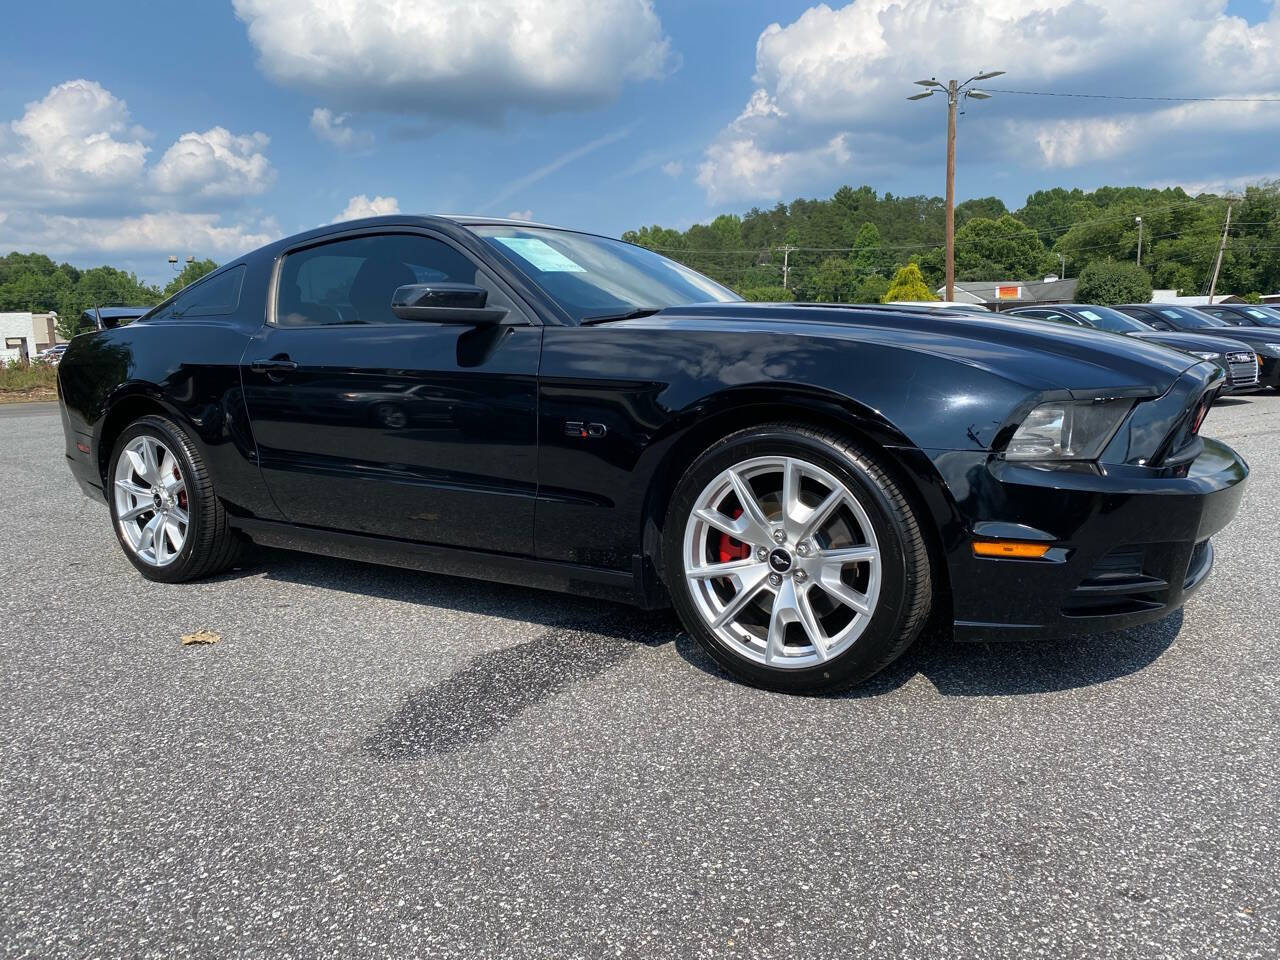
[1168,325,1280,348]
[621,303,1202,394]
[1130,331,1257,354]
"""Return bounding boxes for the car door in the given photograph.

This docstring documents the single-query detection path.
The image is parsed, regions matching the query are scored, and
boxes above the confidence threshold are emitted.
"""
[240,229,542,554]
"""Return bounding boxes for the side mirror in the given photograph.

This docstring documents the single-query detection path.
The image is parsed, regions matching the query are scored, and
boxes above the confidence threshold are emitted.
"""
[390,283,508,325]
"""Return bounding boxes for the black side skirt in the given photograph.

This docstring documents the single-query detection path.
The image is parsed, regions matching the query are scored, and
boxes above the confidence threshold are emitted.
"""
[229,517,661,608]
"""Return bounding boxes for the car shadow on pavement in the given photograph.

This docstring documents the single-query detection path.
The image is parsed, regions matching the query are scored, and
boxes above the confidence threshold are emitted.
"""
[227,549,1182,757]
[223,546,645,633]
[677,608,1185,699]
[362,611,678,760]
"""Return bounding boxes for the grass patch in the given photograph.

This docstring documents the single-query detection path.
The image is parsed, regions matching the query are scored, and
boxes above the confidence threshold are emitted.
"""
[0,362,58,402]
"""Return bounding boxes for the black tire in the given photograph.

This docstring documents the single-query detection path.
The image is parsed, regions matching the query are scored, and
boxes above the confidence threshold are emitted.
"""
[107,415,243,583]
[663,423,932,693]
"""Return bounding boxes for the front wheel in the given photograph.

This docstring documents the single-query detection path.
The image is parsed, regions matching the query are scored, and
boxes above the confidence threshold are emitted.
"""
[663,424,933,693]
[108,415,243,583]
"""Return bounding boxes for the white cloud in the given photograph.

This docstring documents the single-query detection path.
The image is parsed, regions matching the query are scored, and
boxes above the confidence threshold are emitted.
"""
[152,127,273,198]
[2,79,274,211]
[1013,96,1279,168]
[232,0,671,121]
[660,161,684,178]
[505,210,534,221]
[310,107,373,150]
[0,79,279,274]
[698,0,1280,202]
[697,135,850,205]
[0,209,277,259]
[333,194,401,223]
[3,79,149,202]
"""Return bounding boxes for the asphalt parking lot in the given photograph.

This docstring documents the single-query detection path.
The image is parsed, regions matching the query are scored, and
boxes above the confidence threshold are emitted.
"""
[1,396,1277,959]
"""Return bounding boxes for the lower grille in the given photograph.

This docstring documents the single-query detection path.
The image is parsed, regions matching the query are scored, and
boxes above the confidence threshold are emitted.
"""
[1227,351,1259,388]
[1062,545,1167,618]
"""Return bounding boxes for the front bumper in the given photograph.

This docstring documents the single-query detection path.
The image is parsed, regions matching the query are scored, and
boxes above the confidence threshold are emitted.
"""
[1259,355,1280,389]
[933,437,1248,642]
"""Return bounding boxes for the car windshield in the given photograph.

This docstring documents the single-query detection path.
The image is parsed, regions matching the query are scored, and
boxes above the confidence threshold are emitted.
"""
[1073,306,1149,333]
[1155,306,1231,328]
[472,225,740,323]
[1242,305,1280,327]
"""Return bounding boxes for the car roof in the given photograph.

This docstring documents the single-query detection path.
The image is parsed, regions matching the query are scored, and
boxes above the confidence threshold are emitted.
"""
[437,214,564,229]
[250,214,629,264]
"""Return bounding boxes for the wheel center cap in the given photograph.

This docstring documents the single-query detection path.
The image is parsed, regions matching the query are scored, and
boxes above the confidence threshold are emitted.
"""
[152,490,163,511]
[768,548,793,573]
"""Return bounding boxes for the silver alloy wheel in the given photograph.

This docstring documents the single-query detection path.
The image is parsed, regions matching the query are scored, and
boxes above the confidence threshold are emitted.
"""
[112,435,190,567]
[682,455,881,669]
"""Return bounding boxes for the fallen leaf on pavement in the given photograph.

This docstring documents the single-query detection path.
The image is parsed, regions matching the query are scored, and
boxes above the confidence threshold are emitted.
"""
[181,629,221,646]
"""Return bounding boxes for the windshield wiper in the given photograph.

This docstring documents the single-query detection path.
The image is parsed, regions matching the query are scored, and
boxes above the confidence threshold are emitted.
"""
[580,306,663,326]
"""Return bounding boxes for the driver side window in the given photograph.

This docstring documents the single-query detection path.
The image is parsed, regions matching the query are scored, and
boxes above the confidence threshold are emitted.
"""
[275,233,516,326]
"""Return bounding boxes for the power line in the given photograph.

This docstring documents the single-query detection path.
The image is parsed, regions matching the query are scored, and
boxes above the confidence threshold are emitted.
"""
[985,88,1280,104]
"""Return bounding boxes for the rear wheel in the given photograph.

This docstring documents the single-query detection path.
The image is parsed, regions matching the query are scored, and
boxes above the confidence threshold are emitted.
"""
[664,424,932,692]
[108,415,243,583]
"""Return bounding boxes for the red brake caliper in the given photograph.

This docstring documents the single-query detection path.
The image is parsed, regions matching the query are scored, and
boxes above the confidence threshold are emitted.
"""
[717,508,750,564]
[174,464,187,510]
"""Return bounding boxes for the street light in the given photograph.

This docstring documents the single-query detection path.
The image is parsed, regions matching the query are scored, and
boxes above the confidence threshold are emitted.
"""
[167,255,195,274]
[908,70,1004,301]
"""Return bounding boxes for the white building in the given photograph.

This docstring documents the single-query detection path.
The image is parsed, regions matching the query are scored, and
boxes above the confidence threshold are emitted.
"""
[1149,290,1243,306]
[0,312,59,363]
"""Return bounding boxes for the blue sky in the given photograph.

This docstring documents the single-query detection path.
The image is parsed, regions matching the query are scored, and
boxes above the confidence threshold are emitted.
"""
[2,0,1278,283]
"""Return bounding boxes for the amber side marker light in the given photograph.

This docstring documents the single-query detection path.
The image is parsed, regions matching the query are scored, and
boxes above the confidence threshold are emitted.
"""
[972,540,1051,559]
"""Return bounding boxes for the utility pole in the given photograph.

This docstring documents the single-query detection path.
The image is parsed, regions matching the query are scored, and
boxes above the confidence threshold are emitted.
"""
[1057,253,1067,279]
[909,70,1003,302]
[779,244,797,290]
[1207,202,1233,305]
[1135,216,1143,267]
[944,79,958,302]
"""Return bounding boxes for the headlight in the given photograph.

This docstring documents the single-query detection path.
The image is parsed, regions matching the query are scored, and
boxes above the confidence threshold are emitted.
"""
[1191,351,1221,361]
[1006,399,1133,461]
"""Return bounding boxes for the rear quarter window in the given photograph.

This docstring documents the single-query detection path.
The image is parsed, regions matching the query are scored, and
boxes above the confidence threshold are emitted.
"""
[149,265,247,321]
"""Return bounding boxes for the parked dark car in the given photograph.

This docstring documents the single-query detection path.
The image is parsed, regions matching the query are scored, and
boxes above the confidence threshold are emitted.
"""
[1116,303,1280,390]
[1196,302,1280,331]
[56,216,1248,692]
[1006,304,1261,392]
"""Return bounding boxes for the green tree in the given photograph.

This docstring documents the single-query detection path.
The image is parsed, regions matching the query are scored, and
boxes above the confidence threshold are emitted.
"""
[955,196,1009,227]
[1076,261,1153,305]
[741,285,794,302]
[808,257,859,302]
[621,225,686,251]
[883,263,936,302]
[851,274,890,303]
[849,222,892,279]
[162,259,219,298]
[954,214,1052,281]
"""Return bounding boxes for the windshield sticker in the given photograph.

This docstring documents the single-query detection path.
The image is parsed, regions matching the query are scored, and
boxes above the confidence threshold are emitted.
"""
[493,237,586,272]
[1079,310,1103,321]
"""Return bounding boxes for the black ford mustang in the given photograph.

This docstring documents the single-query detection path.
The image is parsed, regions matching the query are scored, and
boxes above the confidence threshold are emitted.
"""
[57,216,1248,691]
